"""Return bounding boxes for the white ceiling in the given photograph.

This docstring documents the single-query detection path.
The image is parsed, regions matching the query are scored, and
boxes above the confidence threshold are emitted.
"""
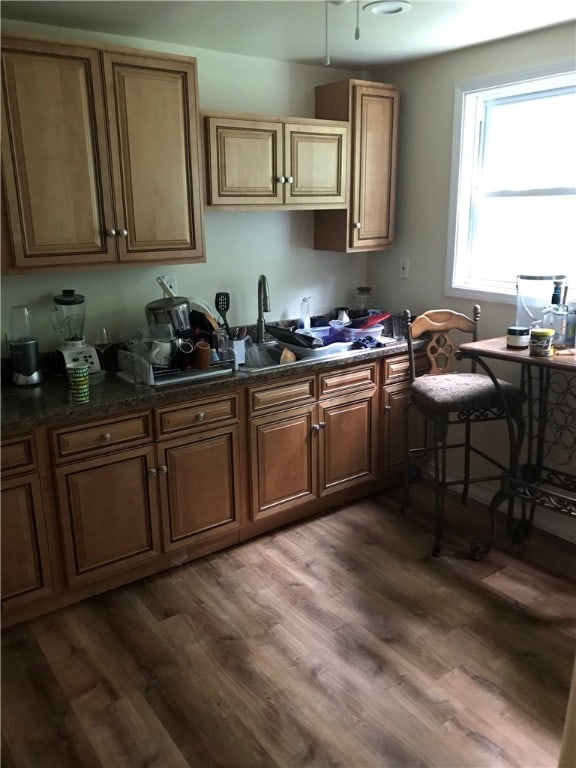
[2,0,575,68]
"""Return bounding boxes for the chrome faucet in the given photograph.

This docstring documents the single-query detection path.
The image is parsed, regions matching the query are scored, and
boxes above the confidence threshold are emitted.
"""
[256,274,270,344]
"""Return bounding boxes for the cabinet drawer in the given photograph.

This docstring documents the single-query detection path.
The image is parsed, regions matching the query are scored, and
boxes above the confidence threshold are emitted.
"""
[156,394,238,439]
[52,411,152,462]
[249,376,316,415]
[319,363,377,398]
[1,434,38,477]
[382,353,428,385]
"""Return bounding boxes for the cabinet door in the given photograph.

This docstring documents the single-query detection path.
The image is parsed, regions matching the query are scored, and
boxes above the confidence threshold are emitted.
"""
[383,383,426,475]
[319,392,378,495]
[249,404,318,521]
[55,446,161,586]
[284,123,347,206]
[1,38,116,268]
[351,84,398,250]
[102,51,204,262]
[205,116,284,205]
[1,474,53,604]
[157,425,243,549]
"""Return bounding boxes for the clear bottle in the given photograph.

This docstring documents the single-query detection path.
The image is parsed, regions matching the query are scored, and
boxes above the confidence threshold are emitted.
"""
[299,297,311,330]
[566,300,576,348]
[542,279,568,349]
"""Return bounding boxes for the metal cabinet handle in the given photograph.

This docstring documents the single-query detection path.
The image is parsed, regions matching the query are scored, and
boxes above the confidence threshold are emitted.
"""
[312,424,320,431]
[286,176,294,184]
[118,228,128,237]
[384,405,392,412]
[158,465,168,474]
[106,228,117,237]
[149,467,158,477]
[101,432,112,443]
[196,412,205,421]
[354,221,361,230]
[277,175,286,184]
[318,421,326,429]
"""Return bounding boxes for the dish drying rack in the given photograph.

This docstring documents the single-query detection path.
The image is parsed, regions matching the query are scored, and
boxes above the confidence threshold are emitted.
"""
[117,349,235,388]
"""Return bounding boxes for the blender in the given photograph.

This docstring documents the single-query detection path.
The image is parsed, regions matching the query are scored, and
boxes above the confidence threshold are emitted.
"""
[8,305,42,386]
[52,290,101,377]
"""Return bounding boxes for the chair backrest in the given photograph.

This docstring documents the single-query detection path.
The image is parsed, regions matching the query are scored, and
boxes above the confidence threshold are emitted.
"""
[403,305,481,381]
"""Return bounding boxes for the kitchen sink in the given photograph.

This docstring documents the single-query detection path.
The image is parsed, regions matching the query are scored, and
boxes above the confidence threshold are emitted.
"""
[239,338,398,372]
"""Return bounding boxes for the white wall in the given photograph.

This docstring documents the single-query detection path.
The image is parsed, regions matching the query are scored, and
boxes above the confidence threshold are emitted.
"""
[1,19,368,351]
[369,23,576,542]
[367,22,576,336]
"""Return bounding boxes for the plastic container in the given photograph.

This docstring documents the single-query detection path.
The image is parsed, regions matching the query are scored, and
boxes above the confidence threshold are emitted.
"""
[529,328,554,357]
[341,324,384,342]
[566,301,576,347]
[506,326,530,349]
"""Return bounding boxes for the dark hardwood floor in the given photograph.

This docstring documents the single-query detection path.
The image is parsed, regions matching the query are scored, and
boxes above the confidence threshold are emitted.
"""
[2,482,575,768]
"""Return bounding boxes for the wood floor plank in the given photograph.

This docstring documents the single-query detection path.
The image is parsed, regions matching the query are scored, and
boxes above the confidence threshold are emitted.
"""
[2,484,574,767]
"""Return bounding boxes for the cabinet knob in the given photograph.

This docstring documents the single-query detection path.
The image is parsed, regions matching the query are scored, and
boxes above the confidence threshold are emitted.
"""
[384,405,392,412]
[354,221,361,230]
[196,412,205,421]
[106,228,117,237]
[286,176,294,184]
[276,175,286,184]
[312,423,321,431]
[101,432,112,443]
[149,468,158,477]
[318,421,326,429]
[118,228,128,237]
[158,465,168,474]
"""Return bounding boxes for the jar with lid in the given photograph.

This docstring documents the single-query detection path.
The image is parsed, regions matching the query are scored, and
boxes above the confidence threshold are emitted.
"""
[354,286,373,313]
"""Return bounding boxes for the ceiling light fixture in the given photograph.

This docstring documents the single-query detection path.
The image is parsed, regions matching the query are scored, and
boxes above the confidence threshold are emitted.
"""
[363,1,412,15]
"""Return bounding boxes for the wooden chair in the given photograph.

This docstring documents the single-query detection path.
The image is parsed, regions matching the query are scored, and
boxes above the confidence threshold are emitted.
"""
[402,305,524,557]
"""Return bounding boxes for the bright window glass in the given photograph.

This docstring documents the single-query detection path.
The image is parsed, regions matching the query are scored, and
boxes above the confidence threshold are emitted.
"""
[446,68,576,303]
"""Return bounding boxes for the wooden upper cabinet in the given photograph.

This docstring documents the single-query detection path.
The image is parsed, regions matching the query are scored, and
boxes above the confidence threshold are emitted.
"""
[314,79,399,253]
[1,39,115,269]
[1,37,204,272]
[102,51,204,263]
[204,114,348,209]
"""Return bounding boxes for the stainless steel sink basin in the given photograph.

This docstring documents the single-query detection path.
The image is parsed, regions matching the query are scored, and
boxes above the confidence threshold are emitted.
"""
[239,339,396,372]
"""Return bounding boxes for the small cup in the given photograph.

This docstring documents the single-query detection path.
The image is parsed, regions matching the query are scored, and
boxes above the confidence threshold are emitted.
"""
[66,363,90,403]
[191,340,211,370]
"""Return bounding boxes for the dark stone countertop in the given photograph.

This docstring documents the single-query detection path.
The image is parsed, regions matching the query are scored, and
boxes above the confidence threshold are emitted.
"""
[1,341,414,433]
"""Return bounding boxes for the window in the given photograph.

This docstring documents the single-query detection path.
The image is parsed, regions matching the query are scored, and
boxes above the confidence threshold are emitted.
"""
[446,66,576,303]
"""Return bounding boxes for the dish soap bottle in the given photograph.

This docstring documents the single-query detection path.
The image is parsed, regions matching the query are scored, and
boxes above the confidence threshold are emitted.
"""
[299,297,311,330]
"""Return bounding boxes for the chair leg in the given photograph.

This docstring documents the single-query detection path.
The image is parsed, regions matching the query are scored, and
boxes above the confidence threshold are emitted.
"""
[401,402,412,515]
[432,424,447,557]
[461,418,471,504]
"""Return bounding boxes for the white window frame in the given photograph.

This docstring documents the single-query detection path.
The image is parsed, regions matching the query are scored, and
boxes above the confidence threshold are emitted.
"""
[446,62,576,305]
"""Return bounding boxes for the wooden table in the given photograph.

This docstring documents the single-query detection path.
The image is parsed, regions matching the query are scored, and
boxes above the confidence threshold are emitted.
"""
[458,337,575,549]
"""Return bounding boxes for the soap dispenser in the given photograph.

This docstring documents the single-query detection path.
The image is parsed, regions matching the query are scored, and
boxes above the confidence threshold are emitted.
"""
[299,297,311,330]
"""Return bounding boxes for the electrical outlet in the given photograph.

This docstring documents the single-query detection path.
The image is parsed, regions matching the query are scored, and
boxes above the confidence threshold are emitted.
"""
[399,257,410,279]
[160,275,177,294]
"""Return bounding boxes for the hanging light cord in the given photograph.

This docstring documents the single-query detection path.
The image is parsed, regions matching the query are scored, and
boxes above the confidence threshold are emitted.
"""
[324,1,331,66]
[355,0,361,40]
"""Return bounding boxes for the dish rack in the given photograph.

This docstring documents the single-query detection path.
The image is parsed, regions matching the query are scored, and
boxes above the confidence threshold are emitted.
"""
[117,350,234,388]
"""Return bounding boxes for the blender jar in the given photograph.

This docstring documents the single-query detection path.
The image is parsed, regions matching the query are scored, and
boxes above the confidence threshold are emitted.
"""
[52,290,86,343]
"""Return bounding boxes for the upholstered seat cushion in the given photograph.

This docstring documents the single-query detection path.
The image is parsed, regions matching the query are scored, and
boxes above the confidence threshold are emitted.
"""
[410,373,522,413]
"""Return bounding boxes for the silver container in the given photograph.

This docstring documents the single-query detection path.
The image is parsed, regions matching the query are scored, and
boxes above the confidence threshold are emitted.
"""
[10,338,42,385]
[145,297,191,332]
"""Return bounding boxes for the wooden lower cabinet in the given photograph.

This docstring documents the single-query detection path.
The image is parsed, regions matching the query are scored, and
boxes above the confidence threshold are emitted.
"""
[249,403,318,520]
[157,424,243,548]
[248,374,378,521]
[320,391,378,494]
[1,473,53,605]
[55,445,162,586]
